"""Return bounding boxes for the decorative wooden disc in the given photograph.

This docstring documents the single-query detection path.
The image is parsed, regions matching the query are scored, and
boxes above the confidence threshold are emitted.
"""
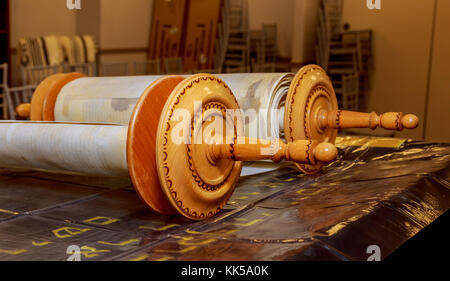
[30,72,86,121]
[127,76,185,215]
[284,64,338,174]
[156,74,243,220]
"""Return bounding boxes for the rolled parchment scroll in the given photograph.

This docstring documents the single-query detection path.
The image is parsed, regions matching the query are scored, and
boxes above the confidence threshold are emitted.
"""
[27,73,293,140]
[0,74,338,220]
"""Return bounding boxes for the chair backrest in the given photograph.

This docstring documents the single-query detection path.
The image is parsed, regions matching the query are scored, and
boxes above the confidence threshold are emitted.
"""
[226,30,251,68]
[249,31,265,65]
[0,64,8,119]
[62,62,97,76]
[5,85,37,120]
[134,60,161,75]
[192,68,221,74]
[342,73,359,111]
[322,0,343,40]
[262,24,277,63]
[251,61,275,73]
[229,0,248,32]
[164,57,183,74]
[315,0,344,67]
[21,65,60,85]
[262,24,277,43]
[0,63,8,87]
[225,66,250,73]
[100,62,129,77]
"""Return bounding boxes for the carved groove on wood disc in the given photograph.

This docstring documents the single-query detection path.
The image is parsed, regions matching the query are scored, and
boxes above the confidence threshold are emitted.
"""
[161,75,240,219]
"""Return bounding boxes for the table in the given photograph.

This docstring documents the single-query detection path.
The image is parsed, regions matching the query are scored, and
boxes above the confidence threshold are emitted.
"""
[0,136,448,261]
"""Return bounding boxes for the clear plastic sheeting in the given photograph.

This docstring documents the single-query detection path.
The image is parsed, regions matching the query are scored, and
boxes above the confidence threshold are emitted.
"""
[0,136,448,261]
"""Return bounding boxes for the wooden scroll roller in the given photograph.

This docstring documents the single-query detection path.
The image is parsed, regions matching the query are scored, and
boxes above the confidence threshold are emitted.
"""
[15,65,419,175]
[16,103,31,119]
[0,74,337,220]
[16,74,165,123]
[283,64,419,173]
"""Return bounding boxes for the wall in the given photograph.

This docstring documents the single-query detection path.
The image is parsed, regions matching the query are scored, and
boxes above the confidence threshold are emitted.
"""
[10,0,77,46]
[76,0,101,41]
[99,0,152,49]
[9,0,153,80]
[342,0,435,140]
[99,0,296,61]
[424,0,450,142]
[9,0,78,85]
[247,0,294,58]
[98,0,153,72]
[291,0,319,64]
[9,0,299,79]
[8,1,447,141]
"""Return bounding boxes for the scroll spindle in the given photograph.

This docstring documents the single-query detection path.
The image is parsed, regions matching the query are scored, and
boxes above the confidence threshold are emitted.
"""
[208,137,337,166]
[318,110,419,131]
[16,103,31,119]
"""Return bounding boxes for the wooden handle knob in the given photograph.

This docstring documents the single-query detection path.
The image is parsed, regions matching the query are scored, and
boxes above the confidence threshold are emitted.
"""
[400,114,419,129]
[16,103,31,119]
[318,110,419,131]
[208,138,337,165]
[311,142,338,163]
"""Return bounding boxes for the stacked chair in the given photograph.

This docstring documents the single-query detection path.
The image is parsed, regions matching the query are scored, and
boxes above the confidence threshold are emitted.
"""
[315,0,373,111]
[223,0,279,73]
[214,0,231,73]
[224,32,250,72]
[5,85,36,120]
[0,63,37,120]
[261,24,277,67]
[163,57,184,74]
[134,59,161,75]
[18,35,98,85]
[22,62,97,85]
[223,0,250,72]
[100,62,129,77]
[0,63,7,119]
[21,65,60,85]
[249,25,278,73]
[62,62,97,77]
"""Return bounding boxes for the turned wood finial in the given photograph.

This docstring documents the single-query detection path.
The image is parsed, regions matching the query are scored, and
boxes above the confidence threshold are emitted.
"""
[400,114,419,129]
[311,142,338,163]
[208,137,337,165]
[318,110,419,131]
[16,103,31,119]
[285,65,421,174]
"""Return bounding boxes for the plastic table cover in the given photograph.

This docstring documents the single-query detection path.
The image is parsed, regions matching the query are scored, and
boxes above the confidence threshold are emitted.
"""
[0,136,448,261]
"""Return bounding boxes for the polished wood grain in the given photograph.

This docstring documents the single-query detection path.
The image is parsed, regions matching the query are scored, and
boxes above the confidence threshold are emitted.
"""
[127,75,185,215]
[284,64,339,174]
[42,72,86,121]
[16,103,30,119]
[208,138,337,164]
[30,74,65,120]
[156,74,244,220]
[28,72,86,120]
[318,110,419,130]
[285,64,420,173]
[155,73,339,220]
